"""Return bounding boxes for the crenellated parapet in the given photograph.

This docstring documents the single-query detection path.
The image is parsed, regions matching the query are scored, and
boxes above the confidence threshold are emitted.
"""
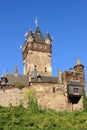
[22,42,52,60]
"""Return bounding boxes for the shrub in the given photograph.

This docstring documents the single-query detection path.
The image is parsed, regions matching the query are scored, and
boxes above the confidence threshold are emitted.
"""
[16,82,25,90]
[82,89,87,112]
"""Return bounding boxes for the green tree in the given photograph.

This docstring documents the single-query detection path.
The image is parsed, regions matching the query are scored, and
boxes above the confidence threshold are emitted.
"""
[24,88,37,108]
[82,89,87,111]
[16,82,25,90]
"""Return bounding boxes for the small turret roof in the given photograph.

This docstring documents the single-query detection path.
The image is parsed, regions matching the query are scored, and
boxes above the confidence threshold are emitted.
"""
[28,29,33,36]
[46,32,51,40]
[75,57,83,66]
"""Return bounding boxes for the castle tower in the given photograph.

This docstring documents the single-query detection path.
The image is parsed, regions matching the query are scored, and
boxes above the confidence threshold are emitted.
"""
[74,57,86,89]
[22,25,52,76]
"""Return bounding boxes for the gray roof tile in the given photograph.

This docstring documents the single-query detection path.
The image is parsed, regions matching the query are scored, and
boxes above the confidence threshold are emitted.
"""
[68,80,83,87]
[6,74,29,86]
[31,76,58,84]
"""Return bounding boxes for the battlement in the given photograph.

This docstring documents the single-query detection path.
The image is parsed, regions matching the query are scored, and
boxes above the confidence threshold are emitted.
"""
[22,42,51,60]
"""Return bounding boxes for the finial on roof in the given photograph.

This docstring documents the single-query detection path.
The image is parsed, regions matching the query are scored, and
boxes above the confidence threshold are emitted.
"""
[14,65,18,76]
[75,57,82,66]
[35,17,38,27]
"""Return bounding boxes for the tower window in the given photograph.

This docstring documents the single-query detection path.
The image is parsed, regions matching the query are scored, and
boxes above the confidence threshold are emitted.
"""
[34,65,37,68]
[37,75,42,81]
[45,67,47,72]
[53,87,55,93]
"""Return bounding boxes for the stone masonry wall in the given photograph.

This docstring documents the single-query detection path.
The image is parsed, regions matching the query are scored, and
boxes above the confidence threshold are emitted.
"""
[0,88,28,107]
[31,83,66,111]
[24,50,52,76]
[0,83,83,111]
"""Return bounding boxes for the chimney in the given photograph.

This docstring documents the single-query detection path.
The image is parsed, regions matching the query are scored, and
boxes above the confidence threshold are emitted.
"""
[14,65,18,76]
[58,70,62,84]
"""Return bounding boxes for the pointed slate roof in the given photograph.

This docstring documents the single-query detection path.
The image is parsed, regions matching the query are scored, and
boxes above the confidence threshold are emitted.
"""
[28,29,33,36]
[34,26,44,43]
[46,32,51,40]
[5,74,29,86]
[75,57,83,66]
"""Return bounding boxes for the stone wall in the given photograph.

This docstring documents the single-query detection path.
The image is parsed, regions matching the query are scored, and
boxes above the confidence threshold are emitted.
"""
[31,83,66,111]
[24,50,52,76]
[0,88,28,107]
[0,83,83,111]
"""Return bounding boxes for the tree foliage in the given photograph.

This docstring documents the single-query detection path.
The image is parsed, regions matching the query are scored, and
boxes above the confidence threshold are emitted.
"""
[82,89,87,112]
[16,82,25,90]
[0,103,87,130]
[0,88,87,130]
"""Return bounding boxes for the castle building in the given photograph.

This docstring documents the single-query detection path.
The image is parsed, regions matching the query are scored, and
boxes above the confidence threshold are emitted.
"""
[22,27,52,76]
[0,23,86,111]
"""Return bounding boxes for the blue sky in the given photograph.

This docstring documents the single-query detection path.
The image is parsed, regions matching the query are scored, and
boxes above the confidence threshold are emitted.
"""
[0,0,87,85]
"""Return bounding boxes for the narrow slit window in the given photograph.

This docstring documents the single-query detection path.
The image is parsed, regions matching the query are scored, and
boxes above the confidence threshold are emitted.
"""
[53,87,55,93]
[34,65,37,71]
[45,67,47,72]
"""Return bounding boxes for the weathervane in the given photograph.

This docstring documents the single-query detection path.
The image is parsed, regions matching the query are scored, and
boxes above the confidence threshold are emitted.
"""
[35,17,38,27]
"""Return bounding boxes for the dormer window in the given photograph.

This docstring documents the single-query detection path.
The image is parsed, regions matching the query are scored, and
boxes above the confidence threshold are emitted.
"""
[37,75,42,81]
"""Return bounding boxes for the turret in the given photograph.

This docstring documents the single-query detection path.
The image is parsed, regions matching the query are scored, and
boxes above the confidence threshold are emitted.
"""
[45,32,52,45]
[27,29,35,43]
[74,57,86,90]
